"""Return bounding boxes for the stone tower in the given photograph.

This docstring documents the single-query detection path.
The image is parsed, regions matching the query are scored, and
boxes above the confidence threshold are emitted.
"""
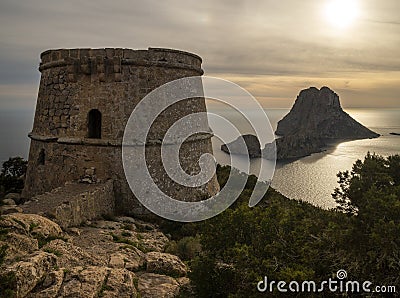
[23,48,219,215]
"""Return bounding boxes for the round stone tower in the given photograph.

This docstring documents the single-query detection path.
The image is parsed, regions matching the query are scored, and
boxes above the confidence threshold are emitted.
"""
[23,47,219,215]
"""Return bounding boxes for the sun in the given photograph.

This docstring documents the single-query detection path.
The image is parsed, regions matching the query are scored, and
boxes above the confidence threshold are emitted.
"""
[324,0,360,29]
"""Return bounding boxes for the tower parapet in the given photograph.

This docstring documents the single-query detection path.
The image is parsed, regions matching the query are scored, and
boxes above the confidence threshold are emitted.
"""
[39,48,203,82]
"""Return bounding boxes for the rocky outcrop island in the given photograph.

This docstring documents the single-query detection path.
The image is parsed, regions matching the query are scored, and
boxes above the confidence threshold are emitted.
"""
[222,87,380,161]
[221,134,261,158]
[275,87,379,140]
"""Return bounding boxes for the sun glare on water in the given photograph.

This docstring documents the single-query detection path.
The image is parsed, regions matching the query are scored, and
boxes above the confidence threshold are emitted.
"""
[324,0,360,29]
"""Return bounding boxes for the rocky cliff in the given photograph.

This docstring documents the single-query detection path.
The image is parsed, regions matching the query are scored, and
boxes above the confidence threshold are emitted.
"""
[276,87,380,140]
[270,87,379,160]
[263,134,326,160]
[221,134,261,158]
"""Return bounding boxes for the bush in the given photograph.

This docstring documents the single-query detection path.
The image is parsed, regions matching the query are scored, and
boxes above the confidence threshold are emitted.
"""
[0,157,27,195]
[1,157,27,178]
[165,236,202,261]
[186,155,400,297]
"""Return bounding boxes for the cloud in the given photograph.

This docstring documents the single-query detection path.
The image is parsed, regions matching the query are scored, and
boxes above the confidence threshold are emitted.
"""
[0,0,399,108]
[0,84,38,110]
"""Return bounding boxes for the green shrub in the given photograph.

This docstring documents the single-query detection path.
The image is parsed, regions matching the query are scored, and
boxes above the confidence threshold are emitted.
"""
[0,157,27,195]
[0,244,8,265]
[165,236,202,261]
[0,271,16,298]
[187,156,400,297]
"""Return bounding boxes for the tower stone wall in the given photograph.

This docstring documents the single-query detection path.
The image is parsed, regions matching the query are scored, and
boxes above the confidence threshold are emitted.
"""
[23,47,219,215]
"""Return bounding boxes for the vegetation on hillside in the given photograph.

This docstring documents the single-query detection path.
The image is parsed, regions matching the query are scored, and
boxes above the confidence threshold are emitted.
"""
[162,154,400,297]
[0,157,27,198]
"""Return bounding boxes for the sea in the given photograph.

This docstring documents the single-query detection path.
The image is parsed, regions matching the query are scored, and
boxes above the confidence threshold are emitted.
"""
[1,107,399,209]
[207,106,400,209]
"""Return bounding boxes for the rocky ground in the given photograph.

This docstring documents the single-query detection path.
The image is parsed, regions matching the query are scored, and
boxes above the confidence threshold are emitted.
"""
[0,212,190,298]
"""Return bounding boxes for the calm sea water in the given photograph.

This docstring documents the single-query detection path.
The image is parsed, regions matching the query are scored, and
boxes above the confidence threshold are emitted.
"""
[207,107,400,209]
[1,107,399,209]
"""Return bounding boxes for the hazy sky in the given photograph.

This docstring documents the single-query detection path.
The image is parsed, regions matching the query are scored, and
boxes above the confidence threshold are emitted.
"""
[0,0,399,110]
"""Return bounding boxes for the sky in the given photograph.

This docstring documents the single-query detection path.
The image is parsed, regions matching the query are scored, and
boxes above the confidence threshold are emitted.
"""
[0,0,399,110]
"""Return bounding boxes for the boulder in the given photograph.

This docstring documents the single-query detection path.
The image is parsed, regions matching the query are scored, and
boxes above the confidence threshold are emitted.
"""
[0,205,23,215]
[67,227,81,236]
[28,268,65,297]
[145,252,187,277]
[4,193,22,204]
[1,213,63,239]
[56,266,138,298]
[139,231,169,252]
[58,266,108,298]
[42,239,102,268]
[2,198,16,206]
[1,251,57,298]
[101,268,138,298]
[0,232,39,263]
[138,273,180,298]
[118,246,146,272]
[108,252,125,269]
